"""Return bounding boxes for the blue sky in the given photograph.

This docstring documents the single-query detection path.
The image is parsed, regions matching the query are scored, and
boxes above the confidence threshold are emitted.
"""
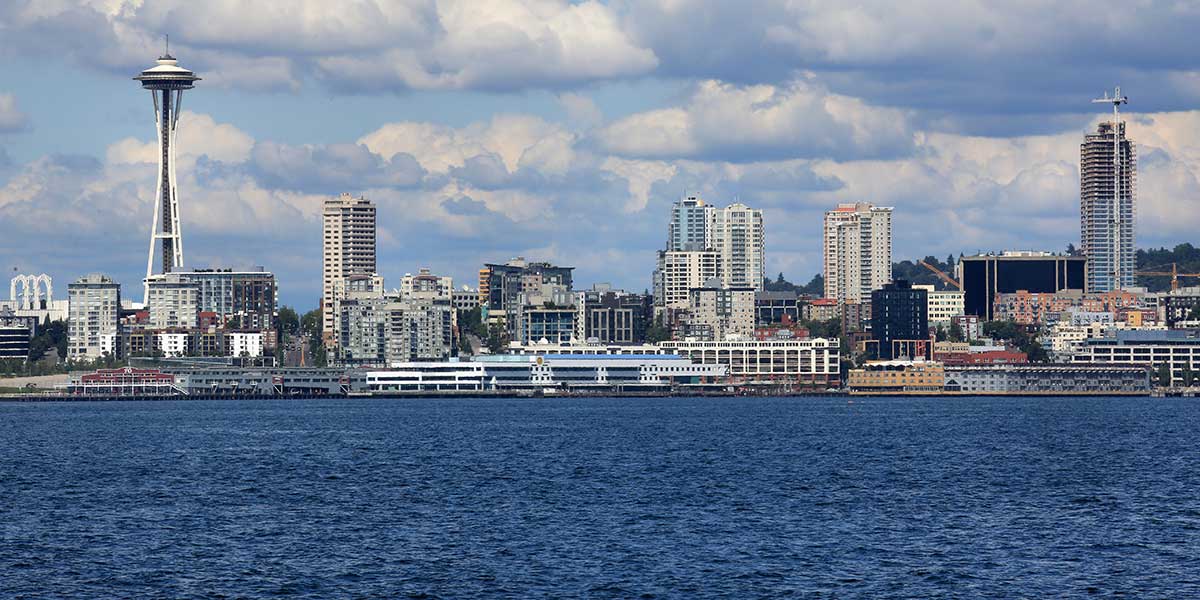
[2,1,1200,308]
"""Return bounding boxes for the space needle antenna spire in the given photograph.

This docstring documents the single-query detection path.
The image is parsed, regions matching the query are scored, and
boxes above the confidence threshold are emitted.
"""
[1092,86,1129,291]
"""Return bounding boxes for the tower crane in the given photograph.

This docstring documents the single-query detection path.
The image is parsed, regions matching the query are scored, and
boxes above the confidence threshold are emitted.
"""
[918,260,962,290]
[1136,263,1200,292]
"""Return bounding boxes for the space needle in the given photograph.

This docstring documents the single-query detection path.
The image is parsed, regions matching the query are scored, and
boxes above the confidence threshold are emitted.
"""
[134,38,200,303]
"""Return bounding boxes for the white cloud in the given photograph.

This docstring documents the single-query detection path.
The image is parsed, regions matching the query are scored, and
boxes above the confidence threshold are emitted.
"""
[596,79,913,161]
[105,112,254,165]
[0,93,30,132]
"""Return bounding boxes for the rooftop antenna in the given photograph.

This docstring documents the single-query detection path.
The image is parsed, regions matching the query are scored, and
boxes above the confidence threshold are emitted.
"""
[1092,86,1129,291]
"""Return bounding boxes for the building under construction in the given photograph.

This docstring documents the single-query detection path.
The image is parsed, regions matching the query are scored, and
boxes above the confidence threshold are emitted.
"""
[1081,95,1136,293]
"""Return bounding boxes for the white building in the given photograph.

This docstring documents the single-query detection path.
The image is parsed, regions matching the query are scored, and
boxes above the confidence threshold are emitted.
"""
[656,250,721,310]
[5,274,69,322]
[68,274,121,361]
[364,354,726,392]
[400,268,453,302]
[227,331,264,357]
[687,285,755,340]
[322,193,377,346]
[146,273,199,329]
[338,296,454,366]
[654,197,765,314]
[709,203,765,291]
[823,203,893,302]
[914,284,965,327]
[659,338,840,388]
[155,332,189,357]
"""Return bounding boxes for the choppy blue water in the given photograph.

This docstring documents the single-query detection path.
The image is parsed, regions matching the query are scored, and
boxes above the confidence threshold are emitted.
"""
[2,396,1199,598]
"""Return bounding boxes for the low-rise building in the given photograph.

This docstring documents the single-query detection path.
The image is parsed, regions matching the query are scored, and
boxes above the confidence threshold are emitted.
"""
[806,298,840,322]
[944,364,1151,395]
[1074,329,1200,386]
[755,291,802,326]
[338,296,455,366]
[848,360,945,394]
[687,284,755,341]
[365,354,727,393]
[575,285,651,344]
[659,338,840,388]
[914,285,964,327]
[0,308,37,360]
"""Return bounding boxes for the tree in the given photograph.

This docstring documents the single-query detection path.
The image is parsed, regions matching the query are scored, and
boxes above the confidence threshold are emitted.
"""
[277,306,300,335]
[645,314,671,343]
[486,322,509,353]
[301,308,322,339]
[1185,363,1196,388]
[1157,362,1174,388]
[935,326,947,342]
[949,322,965,343]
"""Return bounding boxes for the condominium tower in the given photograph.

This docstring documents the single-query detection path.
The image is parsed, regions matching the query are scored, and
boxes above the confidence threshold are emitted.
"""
[322,193,377,345]
[710,203,765,289]
[824,203,893,302]
[654,197,765,312]
[1081,98,1136,292]
[67,274,121,361]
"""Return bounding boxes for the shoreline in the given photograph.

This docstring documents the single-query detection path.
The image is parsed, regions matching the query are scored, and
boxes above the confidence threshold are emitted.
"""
[3,390,1182,402]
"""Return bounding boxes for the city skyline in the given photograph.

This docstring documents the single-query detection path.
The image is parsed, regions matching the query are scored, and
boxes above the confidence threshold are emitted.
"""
[3,3,1200,307]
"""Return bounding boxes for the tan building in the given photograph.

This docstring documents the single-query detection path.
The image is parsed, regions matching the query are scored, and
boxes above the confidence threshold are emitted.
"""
[848,360,945,395]
[322,193,376,346]
[687,285,755,341]
[823,203,892,302]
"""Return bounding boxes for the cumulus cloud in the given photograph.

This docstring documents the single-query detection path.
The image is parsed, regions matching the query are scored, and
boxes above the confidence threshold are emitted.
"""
[0,0,655,93]
[595,79,913,161]
[0,93,30,133]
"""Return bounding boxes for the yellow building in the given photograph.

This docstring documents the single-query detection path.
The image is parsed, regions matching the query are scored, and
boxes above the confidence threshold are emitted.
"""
[848,360,946,395]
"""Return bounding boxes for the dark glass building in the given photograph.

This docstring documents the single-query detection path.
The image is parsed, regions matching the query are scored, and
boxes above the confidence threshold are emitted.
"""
[580,288,652,344]
[960,254,1086,320]
[482,261,574,312]
[871,280,928,360]
[754,291,802,326]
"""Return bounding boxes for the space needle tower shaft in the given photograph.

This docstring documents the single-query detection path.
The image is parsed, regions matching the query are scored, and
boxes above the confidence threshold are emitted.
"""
[134,37,200,303]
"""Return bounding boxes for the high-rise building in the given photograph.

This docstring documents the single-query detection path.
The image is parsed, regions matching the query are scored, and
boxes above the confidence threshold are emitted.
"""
[871,280,928,360]
[1081,105,1136,292]
[710,203,765,290]
[823,203,892,302]
[655,251,722,310]
[68,274,121,361]
[668,196,711,251]
[145,273,199,329]
[654,197,766,316]
[322,193,377,346]
[135,49,200,303]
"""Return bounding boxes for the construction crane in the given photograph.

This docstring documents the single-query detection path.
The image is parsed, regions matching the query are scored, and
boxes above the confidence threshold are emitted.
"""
[919,260,962,290]
[1136,263,1200,292]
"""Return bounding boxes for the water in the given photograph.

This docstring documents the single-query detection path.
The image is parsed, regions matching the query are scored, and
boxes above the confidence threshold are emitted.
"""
[1,396,1199,598]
